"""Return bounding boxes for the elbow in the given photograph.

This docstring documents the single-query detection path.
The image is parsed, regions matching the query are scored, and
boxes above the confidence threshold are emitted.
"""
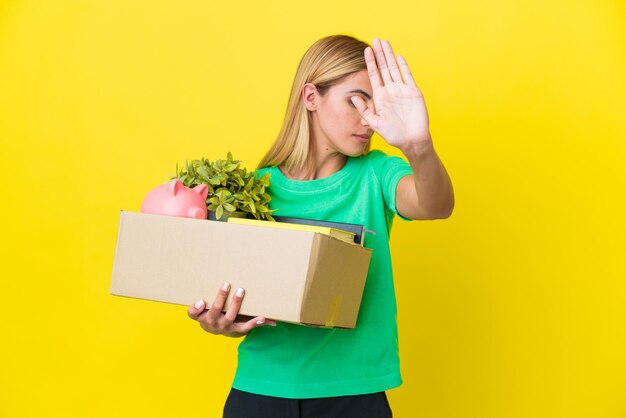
[440,199,455,219]
[423,198,455,220]
[401,189,455,220]
[424,184,455,220]
[437,206,454,219]
[425,207,454,220]
[437,191,455,219]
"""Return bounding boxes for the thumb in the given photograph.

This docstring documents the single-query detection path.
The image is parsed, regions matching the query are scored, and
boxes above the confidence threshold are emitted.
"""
[350,96,376,126]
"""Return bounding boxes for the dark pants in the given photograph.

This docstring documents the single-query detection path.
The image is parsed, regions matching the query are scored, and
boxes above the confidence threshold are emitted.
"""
[223,388,393,418]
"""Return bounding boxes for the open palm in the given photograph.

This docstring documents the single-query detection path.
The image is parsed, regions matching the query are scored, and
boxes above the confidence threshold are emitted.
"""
[351,39,431,149]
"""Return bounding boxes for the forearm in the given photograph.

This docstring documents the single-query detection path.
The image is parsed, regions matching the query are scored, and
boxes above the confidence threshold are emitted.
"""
[399,137,455,220]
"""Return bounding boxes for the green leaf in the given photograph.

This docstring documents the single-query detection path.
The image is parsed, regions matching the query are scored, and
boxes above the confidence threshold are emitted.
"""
[216,189,231,200]
[244,176,254,191]
[197,166,211,180]
[223,203,236,212]
[216,205,224,220]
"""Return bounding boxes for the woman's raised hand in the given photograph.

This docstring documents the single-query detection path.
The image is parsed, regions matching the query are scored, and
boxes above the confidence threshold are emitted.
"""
[188,282,276,338]
[351,38,432,150]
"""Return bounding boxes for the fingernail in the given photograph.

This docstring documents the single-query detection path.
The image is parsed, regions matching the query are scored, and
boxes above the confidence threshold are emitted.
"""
[256,318,265,325]
[194,300,205,309]
[222,282,231,291]
[236,288,244,298]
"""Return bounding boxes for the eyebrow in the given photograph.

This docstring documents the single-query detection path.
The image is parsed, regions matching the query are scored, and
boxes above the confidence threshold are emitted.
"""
[346,89,372,100]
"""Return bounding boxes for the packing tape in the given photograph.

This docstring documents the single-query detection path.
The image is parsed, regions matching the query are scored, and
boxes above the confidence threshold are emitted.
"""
[325,296,342,328]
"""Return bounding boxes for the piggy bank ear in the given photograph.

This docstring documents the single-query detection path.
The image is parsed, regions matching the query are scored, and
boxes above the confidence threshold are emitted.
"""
[193,184,209,200]
[168,179,184,196]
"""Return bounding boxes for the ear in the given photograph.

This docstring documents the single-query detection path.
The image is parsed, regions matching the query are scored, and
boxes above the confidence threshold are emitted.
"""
[168,179,184,196]
[302,83,319,111]
[193,183,209,200]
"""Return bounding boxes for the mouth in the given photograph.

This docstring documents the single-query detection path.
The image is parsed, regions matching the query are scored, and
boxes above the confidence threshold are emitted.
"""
[353,134,371,144]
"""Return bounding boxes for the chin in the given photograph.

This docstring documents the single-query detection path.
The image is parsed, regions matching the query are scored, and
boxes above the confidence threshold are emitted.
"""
[344,145,368,157]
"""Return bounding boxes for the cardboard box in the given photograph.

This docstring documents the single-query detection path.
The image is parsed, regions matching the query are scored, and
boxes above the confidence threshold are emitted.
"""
[110,211,372,328]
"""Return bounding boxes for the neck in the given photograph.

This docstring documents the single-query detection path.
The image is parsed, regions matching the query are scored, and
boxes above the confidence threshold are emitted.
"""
[280,154,347,180]
[281,135,348,180]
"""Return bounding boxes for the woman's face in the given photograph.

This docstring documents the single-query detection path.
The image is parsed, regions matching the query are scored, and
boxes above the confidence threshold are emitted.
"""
[308,70,374,158]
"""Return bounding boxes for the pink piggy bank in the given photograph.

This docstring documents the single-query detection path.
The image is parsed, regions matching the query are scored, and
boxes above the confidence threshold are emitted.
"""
[141,179,208,219]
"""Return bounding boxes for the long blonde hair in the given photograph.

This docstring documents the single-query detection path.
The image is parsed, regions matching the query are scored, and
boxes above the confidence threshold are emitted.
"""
[257,35,371,174]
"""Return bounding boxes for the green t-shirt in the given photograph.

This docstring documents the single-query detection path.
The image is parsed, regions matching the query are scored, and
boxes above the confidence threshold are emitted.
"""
[232,150,413,399]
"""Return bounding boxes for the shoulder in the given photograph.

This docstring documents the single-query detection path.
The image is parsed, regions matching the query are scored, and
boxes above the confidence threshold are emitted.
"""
[348,149,386,171]
[356,150,410,174]
[365,149,387,159]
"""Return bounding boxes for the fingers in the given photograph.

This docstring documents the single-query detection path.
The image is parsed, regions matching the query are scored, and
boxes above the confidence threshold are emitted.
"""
[260,318,277,326]
[207,281,232,323]
[372,38,392,85]
[397,54,417,88]
[223,287,245,323]
[381,40,403,84]
[351,96,376,127]
[368,38,410,86]
[188,283,277,337]
[188,299,206,320]
[234,316,277,335]
[364,46,383,90]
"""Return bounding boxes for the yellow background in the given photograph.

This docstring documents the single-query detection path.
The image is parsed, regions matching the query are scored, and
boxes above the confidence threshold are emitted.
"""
[1,1,624,417]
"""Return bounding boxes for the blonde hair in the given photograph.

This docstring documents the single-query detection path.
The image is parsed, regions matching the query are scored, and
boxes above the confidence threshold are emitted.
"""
[257,35,371,175]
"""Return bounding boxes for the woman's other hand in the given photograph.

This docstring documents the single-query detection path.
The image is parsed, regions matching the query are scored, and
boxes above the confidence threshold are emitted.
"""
[188,282,276,338]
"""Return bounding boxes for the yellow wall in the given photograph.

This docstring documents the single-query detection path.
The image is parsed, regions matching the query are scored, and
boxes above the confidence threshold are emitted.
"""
[1,1,624,417]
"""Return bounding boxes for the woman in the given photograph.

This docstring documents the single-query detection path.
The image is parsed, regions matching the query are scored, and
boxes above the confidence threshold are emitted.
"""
[188,35,454,417]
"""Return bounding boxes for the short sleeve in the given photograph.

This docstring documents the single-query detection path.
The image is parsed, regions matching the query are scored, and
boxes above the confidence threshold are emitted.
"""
[368,150,414,220]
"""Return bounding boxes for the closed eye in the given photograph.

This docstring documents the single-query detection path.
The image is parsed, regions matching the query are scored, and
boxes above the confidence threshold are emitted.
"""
[347,89,372,100]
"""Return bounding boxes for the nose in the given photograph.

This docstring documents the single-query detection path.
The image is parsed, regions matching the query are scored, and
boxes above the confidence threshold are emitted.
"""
[360,117,369,127]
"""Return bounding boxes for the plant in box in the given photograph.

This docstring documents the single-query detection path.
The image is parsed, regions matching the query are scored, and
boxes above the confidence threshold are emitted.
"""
[174,152,275,221]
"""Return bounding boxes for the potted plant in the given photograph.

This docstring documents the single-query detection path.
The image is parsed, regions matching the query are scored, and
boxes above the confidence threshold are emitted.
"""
[173,152,275,221]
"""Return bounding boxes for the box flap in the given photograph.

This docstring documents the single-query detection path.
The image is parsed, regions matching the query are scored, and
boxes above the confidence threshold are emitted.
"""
[299,234,372,328]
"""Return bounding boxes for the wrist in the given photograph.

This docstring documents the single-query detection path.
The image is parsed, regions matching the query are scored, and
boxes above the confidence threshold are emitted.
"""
[399,136,435,160]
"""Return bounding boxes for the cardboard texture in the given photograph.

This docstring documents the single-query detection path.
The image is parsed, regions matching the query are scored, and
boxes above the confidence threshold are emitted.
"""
[110,211,372,328]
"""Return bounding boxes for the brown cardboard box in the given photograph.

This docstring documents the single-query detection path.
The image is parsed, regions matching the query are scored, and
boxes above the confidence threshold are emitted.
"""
[110,211,372,328]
